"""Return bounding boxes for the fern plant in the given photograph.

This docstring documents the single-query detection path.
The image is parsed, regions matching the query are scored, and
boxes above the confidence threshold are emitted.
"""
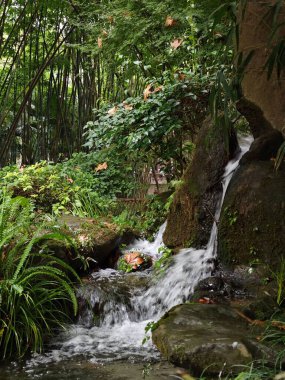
[0,192,80,358]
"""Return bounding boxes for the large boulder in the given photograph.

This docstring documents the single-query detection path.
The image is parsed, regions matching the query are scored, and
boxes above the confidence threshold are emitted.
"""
[238,1,285,136]
[239,128,284,165]
[218,161,285,268]
[49,215,121,272]
[152,303,256,376]
[163,118,239,248]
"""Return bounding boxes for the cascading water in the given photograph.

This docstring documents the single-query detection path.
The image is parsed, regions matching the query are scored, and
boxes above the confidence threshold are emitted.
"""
[23,135,253,375]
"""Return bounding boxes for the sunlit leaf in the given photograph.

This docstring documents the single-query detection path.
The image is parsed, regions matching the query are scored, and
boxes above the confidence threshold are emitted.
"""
[95,162,108,172]
[165,16,177,27]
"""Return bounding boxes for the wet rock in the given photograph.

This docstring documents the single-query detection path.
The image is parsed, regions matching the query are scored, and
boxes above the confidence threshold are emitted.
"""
[240,129,284,165]
[191,267,279,316]
[3,359,179,380]
[236,98,273,139]
[238,1,285,135]
[192,274,247,303]
[218,161,285,269]
[118,251,152,272]
[163,117,239,249]
[49,215,121,273]
[77,270,150,327]
[243,295,280,321]
[152,303,255,376]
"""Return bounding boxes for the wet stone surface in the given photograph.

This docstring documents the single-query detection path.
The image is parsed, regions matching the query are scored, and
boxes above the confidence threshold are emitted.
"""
[1,359,178,380]
[77,269,151,327]
[152,303,264,376]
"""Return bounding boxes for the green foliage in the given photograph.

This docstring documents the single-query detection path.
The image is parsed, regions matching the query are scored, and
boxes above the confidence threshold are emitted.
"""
[113,195,169,240]
[142,321,159,345]
[72,0,195,81]
[271,260,285,306]
[0,162,79,214]
[0,192,80,358]
[112,206,142,234]
[224,207,238,226]
[71,192,109,219]
[0,158,115,216]
[262,314,285,367]
[226,364,276,380]
[84,72,209,180]
[117,257,133,273]
[275,141,285,171]
[154,246,173,274]
[61,152,139,199]
[140,197,168,240]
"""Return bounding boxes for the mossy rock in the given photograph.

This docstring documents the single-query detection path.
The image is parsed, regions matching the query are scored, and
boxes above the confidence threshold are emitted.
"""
[163,117,239,249]
[218,161,285,269]
[152,303,255,376]
[49,215,121,273]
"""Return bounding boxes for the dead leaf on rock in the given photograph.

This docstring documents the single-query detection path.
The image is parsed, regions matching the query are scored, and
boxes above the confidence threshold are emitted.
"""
[124,252,145,270]
[198,297,214,304]
[95,162,108,172]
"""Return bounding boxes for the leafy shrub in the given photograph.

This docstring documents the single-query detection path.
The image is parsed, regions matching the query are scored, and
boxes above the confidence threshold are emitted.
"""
[0,193,80,358]
[113,195,169,240]
[62,151,139,198]
[84,72,209,181]
[0,159,115,216]
[154,246,173,273]
[117,257,133,273]
[0,162,79,214]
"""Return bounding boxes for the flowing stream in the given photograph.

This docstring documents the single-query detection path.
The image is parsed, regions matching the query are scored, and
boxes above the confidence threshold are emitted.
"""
[2,136,252,380]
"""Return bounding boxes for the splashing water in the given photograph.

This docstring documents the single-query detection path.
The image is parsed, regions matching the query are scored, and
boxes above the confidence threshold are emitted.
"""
[26,135,253,370]
[125,221,167,260]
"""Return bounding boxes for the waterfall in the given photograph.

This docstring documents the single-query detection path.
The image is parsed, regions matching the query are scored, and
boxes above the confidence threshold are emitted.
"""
[26,135,253,368]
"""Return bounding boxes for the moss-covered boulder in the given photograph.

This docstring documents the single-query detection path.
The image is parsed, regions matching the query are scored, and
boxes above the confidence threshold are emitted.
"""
[218,161,285,268]
[163,118,239,248]
[152,303,255,376]
[51,215,121,272]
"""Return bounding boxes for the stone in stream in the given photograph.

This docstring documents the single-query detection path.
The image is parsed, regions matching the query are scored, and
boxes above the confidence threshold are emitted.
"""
[152,303,274,376]
[118,251,152,272]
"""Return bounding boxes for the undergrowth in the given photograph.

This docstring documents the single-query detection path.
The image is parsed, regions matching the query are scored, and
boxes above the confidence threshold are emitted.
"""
[0,192,80,358]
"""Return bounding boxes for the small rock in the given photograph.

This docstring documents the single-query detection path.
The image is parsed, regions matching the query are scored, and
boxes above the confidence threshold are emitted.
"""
[119,251,152,272]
